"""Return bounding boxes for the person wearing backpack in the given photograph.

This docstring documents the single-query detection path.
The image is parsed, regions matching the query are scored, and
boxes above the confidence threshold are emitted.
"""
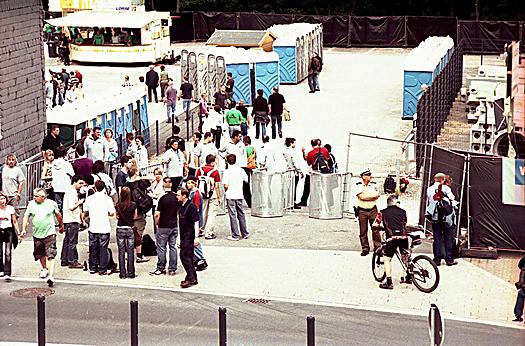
[196,154,222,240]
[426,172,457,267]
[299,139,331,206]
[126,166,152,263]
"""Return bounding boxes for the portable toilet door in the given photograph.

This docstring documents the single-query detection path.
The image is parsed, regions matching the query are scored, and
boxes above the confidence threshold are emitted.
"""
[302,36,309,81]
[227,63,252,105]
[275,46,296,84]
[197,52,208,102]
[216,55,227,91]
[254,60,279,99]
[125,103,134,135]
[207,54,217,98]
[296,37,303,82]
[107,110,117,136]
[181,49,189,80]
[116,107,126,141]
[138,96,150,145]
[188,52,198,101]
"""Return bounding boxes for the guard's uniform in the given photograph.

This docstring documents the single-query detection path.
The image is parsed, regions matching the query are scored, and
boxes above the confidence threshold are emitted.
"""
[355,180,381,253]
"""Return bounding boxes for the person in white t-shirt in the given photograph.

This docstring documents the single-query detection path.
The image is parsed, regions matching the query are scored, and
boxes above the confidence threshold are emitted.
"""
[60,175,85,269]
[83,180,116,275]
[0,192,20,281]
[162,138,186,190]
[187,132,202,177]
[222,154,249,241]
[194,132,218,167]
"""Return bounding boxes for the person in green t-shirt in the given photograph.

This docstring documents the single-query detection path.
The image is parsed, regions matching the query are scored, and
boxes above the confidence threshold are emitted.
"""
[225,101,242,138]
[22,188,64,287]
[93,30,105,45]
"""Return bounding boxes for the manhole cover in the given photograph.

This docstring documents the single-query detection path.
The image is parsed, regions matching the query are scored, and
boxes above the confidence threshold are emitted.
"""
[10,287,55,299]
[243,298,271,305]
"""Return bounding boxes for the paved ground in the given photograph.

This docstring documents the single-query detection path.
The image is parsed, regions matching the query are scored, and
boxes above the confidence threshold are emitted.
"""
[37,45,525,329]
[2,281,523,346]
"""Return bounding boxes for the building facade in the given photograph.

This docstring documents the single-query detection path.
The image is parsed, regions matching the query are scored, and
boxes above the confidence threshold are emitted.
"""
[0,0,46,161]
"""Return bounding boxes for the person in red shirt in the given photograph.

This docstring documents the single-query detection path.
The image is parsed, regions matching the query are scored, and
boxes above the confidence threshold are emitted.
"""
[195,154,222,239]
[298,139,330,206]
[74,70,83,84]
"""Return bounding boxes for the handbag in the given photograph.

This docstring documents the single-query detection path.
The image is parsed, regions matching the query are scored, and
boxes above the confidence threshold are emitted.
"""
[283,109,291,121]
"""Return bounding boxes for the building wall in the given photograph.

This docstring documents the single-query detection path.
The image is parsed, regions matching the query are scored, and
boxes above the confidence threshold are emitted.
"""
[0,0,46,161]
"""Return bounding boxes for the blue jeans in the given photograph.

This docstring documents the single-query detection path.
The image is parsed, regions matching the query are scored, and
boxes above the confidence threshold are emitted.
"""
[240,122,248,136]
[308,73,319,91]
[194,242,204,262]
[61,222,79,265]
[88,232,110,273]
[226,199,249,238]
[183,99,191,117]
[54,192,64,214]
[166,103,176,121]
[0,228,14,276]
[116,226,135,277]
[514,288,525,318]
[271,114,282,139]
[431,222,454,264]
[255,122,267,139]
[156,227,178,271]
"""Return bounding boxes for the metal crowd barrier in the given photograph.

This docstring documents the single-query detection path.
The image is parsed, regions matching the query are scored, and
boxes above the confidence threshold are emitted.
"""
[309,172,349,220]
[251,169,295,218]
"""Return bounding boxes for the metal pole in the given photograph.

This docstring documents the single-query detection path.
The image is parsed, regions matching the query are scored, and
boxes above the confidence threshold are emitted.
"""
[219,306,227,346]
[130,300,138,346]
[155,120,160,156]
[37,295,46,346]
[430,306,436,346]
[344,132,351,174]
[307,316,315,346]
[395,159,401,196]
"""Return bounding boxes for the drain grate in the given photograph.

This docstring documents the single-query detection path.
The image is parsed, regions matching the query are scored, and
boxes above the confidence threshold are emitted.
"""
[10,287,55,299]
[243,298,271,305]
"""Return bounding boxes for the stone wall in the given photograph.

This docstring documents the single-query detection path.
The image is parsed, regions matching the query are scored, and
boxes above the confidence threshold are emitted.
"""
[0,0,46,161]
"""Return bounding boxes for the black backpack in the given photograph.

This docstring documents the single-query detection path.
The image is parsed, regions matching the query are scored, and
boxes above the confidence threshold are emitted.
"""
[313,148,332,174]
[132,187,153,214]
[141,234,157,256]
[384,175,396,193]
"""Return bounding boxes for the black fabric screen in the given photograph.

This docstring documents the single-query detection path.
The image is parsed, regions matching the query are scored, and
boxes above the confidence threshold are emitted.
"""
[238,13,293,30]
[469,156,525,251]
[406,16,457,46]
[193,12,237,40]
[350,16,405,47]
[459,21,520,54]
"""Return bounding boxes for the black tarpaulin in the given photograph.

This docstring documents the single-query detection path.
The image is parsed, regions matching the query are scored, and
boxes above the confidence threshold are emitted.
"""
[468,156,525,251]
[193,12,237,40]
[238,13,293,31]
[406,16,457,46]
[350,16,405,47]
[459,21,520,54]
[170,12,195,41]
[294,15,349,47]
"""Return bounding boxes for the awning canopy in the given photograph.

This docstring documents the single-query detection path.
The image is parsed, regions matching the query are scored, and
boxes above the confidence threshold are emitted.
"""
[46,10,170,29]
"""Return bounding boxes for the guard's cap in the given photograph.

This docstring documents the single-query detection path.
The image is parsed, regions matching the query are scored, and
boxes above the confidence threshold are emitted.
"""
[360,169,372,177]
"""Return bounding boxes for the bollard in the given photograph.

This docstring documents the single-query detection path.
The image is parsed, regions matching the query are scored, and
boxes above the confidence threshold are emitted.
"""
[37,295,46,346]
[130,300,139,346]
[307,315,315,346]
[218,306,227,346]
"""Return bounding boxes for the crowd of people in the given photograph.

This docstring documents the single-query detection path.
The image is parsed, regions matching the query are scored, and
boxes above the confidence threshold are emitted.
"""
[45,68,84,109]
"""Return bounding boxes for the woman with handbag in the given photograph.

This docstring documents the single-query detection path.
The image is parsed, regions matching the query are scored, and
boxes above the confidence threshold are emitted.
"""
[0,192,20,281]
[251,89,269,140]
[115,187,137,279]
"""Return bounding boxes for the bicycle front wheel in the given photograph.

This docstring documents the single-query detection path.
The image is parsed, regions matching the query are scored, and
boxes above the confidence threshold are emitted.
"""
[411,255,440,293]
[372,250,386,282]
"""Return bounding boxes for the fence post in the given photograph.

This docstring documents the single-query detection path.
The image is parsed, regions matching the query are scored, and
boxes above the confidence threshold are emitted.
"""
[219,306,227,346]
[307,315,315,346]
[130,300,138,346]
[395,159,401,196]
[155,120,160,156]
[37,295,46,346]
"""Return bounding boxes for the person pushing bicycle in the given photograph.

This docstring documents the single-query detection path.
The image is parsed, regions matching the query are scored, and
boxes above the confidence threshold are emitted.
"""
[375,195,411,290]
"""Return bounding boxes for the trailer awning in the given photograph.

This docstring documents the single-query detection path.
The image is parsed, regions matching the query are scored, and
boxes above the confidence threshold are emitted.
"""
[46,10,170,29]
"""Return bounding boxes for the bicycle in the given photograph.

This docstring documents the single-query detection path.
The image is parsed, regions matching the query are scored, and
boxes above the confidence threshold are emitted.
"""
[372,231,440,293]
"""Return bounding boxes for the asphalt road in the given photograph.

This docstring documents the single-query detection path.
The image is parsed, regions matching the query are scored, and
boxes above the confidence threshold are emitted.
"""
[1,281,522,345]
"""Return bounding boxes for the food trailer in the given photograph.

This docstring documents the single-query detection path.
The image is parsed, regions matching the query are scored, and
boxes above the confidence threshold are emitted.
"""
[46,10,172,63]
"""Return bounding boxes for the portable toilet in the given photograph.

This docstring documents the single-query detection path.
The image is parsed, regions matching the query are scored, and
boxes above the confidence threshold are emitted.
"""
[252,49,280,98]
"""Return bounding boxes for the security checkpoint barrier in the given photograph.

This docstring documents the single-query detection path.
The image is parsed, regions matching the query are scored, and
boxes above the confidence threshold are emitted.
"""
[251,169,295,218]
[309,172,349,220]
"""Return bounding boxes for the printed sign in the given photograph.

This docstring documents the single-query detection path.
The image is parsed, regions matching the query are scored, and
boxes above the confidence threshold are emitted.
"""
[502,158,525,206]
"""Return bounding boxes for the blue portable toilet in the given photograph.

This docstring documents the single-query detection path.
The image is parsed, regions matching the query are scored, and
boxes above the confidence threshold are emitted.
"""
[253,50,280,98]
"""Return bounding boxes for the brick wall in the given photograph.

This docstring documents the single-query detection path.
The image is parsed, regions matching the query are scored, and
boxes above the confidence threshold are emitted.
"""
[0,0,46,161]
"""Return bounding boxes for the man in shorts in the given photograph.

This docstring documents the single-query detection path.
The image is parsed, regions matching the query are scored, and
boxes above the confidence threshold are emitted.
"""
[22,188,64,287]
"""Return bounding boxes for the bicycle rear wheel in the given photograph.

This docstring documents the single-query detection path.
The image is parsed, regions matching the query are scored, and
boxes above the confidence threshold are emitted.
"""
[411,255,440,293]
[372,250,386,282]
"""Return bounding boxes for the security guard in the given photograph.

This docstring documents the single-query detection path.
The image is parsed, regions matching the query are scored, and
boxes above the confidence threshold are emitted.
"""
[355,169,381,256]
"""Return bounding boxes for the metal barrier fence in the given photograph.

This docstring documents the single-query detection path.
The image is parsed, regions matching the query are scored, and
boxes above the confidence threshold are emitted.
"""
[309,172,349,220]
[251,169,295,218]
[415,41,464,175]
[344,132,435,227]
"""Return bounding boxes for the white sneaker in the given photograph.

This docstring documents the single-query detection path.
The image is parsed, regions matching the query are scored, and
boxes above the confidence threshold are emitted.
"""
[4,275,11,282]
[47,276,54,287]
[39,268,49,279]
[226,236,240,241]
[0,271,4,277]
